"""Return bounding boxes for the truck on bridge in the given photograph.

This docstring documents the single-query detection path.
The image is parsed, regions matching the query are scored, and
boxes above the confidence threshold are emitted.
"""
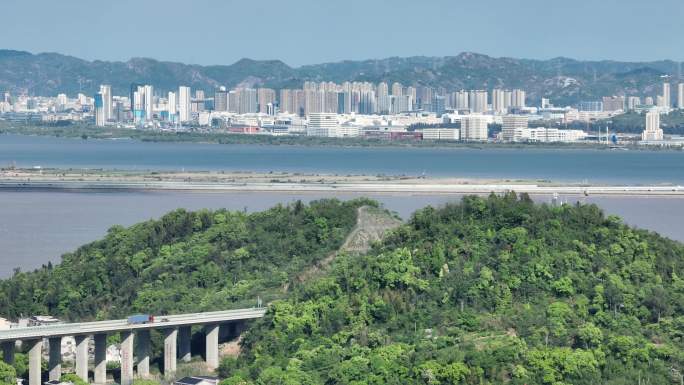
[127,314,154,324]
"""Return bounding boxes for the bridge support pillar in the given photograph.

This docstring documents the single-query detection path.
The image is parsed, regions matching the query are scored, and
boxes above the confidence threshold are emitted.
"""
[163,328,178,376]
[75,335,89,382]
[178,326,191,362]
[27,339,42,385]
[93,333,107,385]
[135,330,150,378]
[205,324,219,371]
[120,331,134,385]
[1,341,15,365]
[48,337,62,381]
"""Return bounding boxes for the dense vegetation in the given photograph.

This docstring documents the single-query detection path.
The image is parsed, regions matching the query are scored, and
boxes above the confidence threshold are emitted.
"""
[0,199,372,320]
[3,195,684,384]
[217,194,684,385]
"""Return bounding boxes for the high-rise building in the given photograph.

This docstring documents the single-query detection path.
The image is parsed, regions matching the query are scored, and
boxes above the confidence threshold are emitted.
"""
[659,83,671,108]
[56,93,68,112]
[627,96,641,110]
[417,86,434,110]
[391,95,412,114]
[99,85,112,121]
[129,83,143,112]
[642,110,663,141]
[461,115,488,141]
[94,93,105,127]
[678,83,684,109]
[238,88,257,114]
[257,88,276,113]
[168,91,177,116]
[491,89,508,113]
[406,86,417,110]
[307,112,337,137]
[179,86,191,122]
[431,95,446,116]
[377,82,390,114]
[511,89,526,108]
[214,87,228,111]
[578,101,603,112]
[391,82,403,96]
[144,85,154,120]
[453,90,469,110]
[602,96,625,112]
[469,90,488,113]
[132,88,144,122]
[501,115,528,142]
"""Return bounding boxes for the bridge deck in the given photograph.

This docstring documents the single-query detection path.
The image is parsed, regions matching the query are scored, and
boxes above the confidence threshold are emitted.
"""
[0,308,266,341]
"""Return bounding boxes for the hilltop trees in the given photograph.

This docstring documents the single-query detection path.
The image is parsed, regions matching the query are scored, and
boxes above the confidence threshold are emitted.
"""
[0,199,374,320]
[220,194,684,384]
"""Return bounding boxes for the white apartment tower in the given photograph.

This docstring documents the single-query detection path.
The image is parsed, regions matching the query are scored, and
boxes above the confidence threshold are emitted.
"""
[642,110,663,141]
[144,85,154,120]
[461,115,489,141]
[660,83,671,108]
[168,91,177,115]
[678,83,684,109]
[491,89,507,114]
[307,112,338,137]
[511,89,526,108]
[99,84,112,121]
[501,115,528,142]
[179,86,191,122]
[469,90,488,113]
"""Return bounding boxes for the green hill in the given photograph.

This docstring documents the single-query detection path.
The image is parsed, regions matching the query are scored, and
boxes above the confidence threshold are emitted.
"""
[2,195,684,384]
[0,198,375,320]
[223,194,684,385]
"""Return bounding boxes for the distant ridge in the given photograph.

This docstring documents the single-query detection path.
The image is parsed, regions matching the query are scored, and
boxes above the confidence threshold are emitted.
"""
[0,49,680,105]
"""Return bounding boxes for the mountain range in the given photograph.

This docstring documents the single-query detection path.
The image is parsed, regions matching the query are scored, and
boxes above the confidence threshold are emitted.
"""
[1,49,682,106]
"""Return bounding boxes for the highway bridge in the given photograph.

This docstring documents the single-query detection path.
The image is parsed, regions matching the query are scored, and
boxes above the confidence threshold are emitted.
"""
[0,309,267,385]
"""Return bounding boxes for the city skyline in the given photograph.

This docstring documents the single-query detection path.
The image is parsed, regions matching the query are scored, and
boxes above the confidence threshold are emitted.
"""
[3,0,684,66]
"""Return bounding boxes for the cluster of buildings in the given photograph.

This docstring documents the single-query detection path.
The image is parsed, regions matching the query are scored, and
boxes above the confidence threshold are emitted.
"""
[2,80,684,145]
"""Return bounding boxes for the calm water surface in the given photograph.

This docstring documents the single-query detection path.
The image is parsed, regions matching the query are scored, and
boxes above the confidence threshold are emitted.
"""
[1,134,683,184]
[0,190,681,278]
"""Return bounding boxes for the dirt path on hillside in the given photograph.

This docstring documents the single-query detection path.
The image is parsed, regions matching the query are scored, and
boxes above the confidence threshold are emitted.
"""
[292,206,403,286]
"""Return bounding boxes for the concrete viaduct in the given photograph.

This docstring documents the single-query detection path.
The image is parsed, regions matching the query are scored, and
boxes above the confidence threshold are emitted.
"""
[0,309,266,385]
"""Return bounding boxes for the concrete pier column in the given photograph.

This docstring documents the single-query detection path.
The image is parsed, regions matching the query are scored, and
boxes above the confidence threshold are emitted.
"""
[135,330,151,378]
[27,339,42,385]
[75,335,89,382]
[205,324,220,371]
[163,328,178,376]
[120,331,134,385]
[48,337,62,381]
[1,341,15,365]
[178,326,192,362]
[93,333,107,385]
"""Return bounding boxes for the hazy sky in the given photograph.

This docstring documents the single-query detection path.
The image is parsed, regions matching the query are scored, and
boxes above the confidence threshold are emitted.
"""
[4,0,683,66]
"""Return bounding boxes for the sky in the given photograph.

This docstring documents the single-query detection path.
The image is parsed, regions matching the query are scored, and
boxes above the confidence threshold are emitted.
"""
[3,0,684,66]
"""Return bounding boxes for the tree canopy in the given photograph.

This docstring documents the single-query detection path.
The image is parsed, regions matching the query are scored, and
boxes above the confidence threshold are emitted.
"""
[222,194,684,385]
[0,198,374,320]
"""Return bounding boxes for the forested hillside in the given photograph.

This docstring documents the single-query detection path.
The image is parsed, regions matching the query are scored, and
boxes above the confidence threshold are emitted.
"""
[0,49,677,105]
[219,194,684,385]
[0,199,374,320]
[3,195,684,384]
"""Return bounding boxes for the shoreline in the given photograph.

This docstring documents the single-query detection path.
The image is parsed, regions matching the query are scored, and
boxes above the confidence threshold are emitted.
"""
[3,126,682,152]
[1,169,682,196]
[1,180,682,196]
